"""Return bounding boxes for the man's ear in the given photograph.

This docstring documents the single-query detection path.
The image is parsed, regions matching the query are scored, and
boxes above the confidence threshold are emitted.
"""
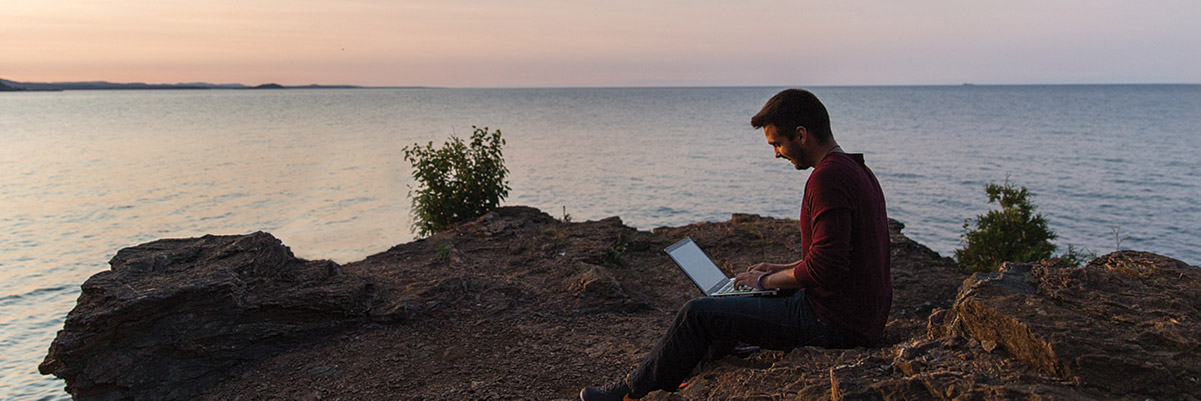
[794,126,807,143]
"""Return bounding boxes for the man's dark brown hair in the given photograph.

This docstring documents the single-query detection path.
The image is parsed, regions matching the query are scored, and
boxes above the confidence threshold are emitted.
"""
[750,89,833,143]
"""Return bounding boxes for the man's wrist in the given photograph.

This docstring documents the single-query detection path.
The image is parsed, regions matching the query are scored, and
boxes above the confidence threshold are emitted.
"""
[756,272,771,290]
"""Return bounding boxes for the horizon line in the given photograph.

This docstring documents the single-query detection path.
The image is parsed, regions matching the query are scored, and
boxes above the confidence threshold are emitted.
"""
[4,77,1199,91]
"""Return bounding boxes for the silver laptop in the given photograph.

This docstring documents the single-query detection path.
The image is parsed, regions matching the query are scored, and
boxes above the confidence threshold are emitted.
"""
[665,237,778,297]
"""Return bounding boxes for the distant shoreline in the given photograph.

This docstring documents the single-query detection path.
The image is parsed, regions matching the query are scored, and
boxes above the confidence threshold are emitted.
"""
[0,78,430,92]
[3,78,1198,92]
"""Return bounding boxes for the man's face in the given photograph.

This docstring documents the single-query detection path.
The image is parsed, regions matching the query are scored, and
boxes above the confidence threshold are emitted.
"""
[764,125,808,170]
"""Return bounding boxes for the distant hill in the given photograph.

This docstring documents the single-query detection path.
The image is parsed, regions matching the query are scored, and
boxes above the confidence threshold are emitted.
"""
[0,80,27,91]
[0,78,364,91]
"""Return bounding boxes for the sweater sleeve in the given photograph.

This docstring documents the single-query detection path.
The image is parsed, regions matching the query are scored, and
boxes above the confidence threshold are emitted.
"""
[793,172,854,289]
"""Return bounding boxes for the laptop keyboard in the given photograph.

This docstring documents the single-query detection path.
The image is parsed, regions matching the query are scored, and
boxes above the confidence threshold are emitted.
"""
[715,280,752,294]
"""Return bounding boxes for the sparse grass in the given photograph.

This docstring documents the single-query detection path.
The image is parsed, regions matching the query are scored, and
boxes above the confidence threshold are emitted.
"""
[542,226,567,244]
[602,233,629,269]
[1058,244,1096,267]
[437,242,453,257]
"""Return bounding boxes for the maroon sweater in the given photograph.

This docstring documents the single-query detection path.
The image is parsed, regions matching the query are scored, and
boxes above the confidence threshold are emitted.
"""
[793,152,891,346]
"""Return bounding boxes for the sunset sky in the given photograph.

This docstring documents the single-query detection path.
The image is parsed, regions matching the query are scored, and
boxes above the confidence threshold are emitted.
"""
[3,0,1199,87]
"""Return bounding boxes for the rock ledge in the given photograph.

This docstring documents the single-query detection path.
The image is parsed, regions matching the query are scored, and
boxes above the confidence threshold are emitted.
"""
[41,207,1199,400]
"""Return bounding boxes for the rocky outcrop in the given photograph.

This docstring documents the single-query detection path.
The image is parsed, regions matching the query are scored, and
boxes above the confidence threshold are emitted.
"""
[40,207,1200,400]
[669,252,1200,400]
[937,252,1201,397]
[38,232,392,401]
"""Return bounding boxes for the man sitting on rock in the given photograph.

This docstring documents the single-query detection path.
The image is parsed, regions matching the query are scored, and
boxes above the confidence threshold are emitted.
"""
[581,88,893,401]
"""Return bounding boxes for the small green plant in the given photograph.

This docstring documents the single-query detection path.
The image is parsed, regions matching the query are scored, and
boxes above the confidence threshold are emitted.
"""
[956,179,1057,272]
[602,233,630,269]
[1058,244,1096,267]
[402,126,510,237]
[437,242,454,257]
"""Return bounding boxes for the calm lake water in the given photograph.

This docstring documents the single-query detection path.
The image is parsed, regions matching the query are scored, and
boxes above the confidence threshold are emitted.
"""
[2,85,1199,399]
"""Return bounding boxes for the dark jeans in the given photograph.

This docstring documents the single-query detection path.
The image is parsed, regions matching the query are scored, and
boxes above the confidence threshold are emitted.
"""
[626,290,835,394]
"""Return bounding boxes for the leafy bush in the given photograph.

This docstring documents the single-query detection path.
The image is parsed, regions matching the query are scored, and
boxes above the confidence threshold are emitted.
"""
[956,180,1056,272]
[402,126,510,237]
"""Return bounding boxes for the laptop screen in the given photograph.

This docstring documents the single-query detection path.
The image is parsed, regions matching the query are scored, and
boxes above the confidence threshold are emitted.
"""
[665,238,727,292]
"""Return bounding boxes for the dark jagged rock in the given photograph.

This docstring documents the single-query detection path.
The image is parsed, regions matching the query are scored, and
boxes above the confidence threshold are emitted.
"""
[941,252,1201,398]
[40,207,1200,400]
[39,232,385,401]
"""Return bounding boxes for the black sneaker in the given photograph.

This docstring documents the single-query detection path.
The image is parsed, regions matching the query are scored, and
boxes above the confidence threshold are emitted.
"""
[580,380,639,401]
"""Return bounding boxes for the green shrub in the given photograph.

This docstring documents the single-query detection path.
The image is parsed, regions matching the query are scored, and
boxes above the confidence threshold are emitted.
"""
[956,180,1056,272]
[402,126,510,237]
